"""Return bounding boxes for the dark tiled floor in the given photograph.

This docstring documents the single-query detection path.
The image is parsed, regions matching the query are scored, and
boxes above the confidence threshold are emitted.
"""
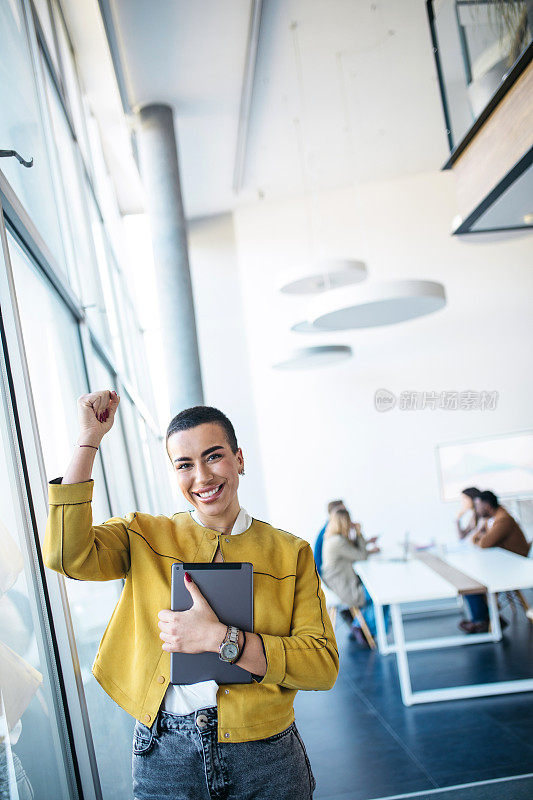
[294,596,533,800]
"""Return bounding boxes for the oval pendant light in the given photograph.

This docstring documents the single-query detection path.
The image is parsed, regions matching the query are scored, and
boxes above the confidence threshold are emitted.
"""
[272,345,352,370]
[279,258,367,295]
[306,280,446,331]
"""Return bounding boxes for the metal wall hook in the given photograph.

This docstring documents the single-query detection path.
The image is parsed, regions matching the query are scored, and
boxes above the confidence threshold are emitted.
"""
[0,149,34,168]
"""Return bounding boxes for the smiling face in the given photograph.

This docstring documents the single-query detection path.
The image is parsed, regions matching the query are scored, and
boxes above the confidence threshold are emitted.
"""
[167,422,244,526]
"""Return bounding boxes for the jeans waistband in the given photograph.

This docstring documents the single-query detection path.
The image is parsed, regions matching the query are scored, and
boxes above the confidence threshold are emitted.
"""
[157,707,218,735]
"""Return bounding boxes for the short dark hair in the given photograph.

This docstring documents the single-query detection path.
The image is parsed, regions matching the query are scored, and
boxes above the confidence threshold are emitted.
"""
[462,487,481,500]
[165,406,238,458]
[327,499,344,515]
[478,490,499,508]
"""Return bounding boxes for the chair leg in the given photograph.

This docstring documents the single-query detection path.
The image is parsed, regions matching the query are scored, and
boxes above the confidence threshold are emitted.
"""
[350,606,376,650]
[327,606,337,630]
[515,591,533,623]
[506,591,517,615]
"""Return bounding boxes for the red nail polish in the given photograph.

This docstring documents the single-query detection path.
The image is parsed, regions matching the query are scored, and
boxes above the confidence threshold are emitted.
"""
[184,572,191,582]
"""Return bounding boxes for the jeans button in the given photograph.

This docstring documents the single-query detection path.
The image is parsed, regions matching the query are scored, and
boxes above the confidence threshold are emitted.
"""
[196,714,208,729]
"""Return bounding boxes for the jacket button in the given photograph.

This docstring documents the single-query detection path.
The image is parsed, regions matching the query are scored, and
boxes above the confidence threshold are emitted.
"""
[143,714,151,723]
[224,732,230,738]
[157,676,165,684]
[208,532,216,540]
[225,538,229,543]
[224,689,229,694]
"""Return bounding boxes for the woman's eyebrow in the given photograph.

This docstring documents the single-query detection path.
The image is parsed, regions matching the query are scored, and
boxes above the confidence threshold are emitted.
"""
[173,445,224,464]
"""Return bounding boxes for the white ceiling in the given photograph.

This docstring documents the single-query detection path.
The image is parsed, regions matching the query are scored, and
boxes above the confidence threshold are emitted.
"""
[243,0,449,198]
[109,0,252,217]
[66,0,451,219]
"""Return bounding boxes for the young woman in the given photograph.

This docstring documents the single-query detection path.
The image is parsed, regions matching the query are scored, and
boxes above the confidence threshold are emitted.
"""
[321,508,388,646]
[43,389,338,800]
[455,487,481,540]
[321,508,368,610]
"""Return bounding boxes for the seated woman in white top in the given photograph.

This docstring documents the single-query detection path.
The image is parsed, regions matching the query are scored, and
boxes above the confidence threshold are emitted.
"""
[321,509,368,608]
[321,509,388,646]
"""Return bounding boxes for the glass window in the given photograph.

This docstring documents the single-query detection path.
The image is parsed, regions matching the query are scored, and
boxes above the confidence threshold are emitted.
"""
[147,427,177,517]
[0,246,76,800]
[51,1,91,166]
[84,113,125,261]
[42,60,111,342]
[0,385,73,800]
[0,0,66,272]
[89,355,137,516]
[86,190,124,369]
[7,233,135,798]
[430,0,533,149]
[109,264,148,397]
[32,0,60,74]
[119,394,155,512]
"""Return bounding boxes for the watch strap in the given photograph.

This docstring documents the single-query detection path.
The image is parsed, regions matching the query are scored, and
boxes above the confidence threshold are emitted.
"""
[224,625,239,646]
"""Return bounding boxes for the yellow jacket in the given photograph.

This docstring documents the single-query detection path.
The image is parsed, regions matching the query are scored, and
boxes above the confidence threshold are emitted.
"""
[43,478,339,743]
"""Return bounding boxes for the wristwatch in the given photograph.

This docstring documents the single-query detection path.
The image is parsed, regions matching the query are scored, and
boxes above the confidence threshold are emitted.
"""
[218,625,241,663]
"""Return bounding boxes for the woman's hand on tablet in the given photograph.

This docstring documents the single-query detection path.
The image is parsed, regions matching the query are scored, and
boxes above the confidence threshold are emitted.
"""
[157,572,226,654]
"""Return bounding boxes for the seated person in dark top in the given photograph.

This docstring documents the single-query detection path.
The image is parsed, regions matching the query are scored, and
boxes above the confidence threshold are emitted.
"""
[472,491,530,557]
[459,490,531,634]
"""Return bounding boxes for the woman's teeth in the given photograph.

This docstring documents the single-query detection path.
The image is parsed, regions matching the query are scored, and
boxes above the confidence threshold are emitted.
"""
[196,485,222,498]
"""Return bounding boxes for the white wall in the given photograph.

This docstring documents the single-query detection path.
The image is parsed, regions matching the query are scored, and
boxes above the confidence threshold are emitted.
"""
[230,170,533,546]
[187,213,269,518]
[123,212,269,516]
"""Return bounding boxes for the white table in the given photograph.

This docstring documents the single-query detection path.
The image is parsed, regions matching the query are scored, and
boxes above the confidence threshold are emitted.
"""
[442,546,533,594]
[355,548,533,705]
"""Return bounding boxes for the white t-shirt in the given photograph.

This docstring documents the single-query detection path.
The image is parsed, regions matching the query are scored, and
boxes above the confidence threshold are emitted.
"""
[160,507,252,716]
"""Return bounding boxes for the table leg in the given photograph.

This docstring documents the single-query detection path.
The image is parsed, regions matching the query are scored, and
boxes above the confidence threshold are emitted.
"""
[487,591,502,641]
[390,603,413,706]
[374,602,389,653]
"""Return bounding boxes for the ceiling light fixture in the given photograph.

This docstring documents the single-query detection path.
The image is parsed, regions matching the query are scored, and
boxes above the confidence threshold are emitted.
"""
[272,345,352,370]
[306,280,446,331]
[279,257,367,295]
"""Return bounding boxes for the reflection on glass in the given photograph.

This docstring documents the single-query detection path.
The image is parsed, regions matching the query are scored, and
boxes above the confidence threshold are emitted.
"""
[0,345,70,798]
[431,0,532,148]
[0,0,65,271]
[8,233,135,798]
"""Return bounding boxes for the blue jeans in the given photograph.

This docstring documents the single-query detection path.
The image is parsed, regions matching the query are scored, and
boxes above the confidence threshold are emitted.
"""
[464,593,489,622]
[132,707,316,800]
[352,586,390,638]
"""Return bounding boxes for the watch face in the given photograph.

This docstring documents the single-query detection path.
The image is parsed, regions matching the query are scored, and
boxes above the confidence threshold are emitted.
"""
[221,642,239,661]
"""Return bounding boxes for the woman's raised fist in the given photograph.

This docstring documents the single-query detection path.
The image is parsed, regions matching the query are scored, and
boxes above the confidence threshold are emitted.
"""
[77,389,120,443]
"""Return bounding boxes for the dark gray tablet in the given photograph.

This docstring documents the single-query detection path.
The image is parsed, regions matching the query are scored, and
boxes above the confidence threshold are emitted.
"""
[170,562,253,685]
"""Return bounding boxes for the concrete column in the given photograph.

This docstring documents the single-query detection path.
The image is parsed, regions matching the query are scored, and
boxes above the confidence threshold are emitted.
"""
[136,103,204,414]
